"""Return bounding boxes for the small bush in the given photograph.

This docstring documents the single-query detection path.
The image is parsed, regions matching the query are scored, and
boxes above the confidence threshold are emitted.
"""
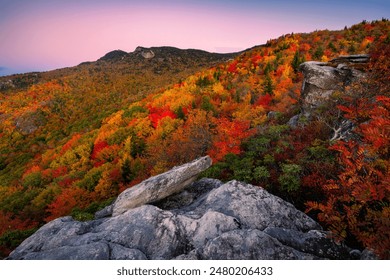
[278,164,302,192]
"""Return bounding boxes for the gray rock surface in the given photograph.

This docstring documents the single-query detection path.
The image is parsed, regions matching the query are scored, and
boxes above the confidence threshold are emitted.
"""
[14,110,47,135]
[201,229,317,260]
[263,227,351,259]
[299,55,368,113]
[360,249,379,260]
[287,114,300,128]
[329,54,370,65]
[289,55,368,137]
[112,156,212,216]
[9,170,361,260]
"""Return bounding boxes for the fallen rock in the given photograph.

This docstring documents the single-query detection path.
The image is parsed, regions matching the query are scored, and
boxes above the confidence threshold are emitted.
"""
[134,46,155,59]
[329,54,370,66]
[112,156,212,216]
[94,204,113,219]
[287,114,304,128]
[360,249,379,260]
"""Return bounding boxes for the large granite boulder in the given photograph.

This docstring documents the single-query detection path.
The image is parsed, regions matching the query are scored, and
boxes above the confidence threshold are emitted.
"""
[8,161,360,260]
[288,55,368,141]
[299,54,369,113]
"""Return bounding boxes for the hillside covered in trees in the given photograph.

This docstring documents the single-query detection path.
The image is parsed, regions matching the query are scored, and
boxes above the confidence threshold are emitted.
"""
[0,19,389,258]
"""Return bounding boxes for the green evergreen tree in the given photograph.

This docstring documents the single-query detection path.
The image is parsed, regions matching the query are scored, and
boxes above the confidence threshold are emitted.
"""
[314,46,324,59]
[263,73,274,95]
[175,106,186,120]
[291,51,305,73]
[264,62,273,75]
[201,96,214,112]
[328,42,337,52]
[121,157,133,184]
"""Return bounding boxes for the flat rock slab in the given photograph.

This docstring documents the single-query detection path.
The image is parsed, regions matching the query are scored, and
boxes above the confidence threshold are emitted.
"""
[112,156,212,216]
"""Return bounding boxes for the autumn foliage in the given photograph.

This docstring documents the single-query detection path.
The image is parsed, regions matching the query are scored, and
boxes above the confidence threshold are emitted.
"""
[0,19,389,258]
[306,39,390,258]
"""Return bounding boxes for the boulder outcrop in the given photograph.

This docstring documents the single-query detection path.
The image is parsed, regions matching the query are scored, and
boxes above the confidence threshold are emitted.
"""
[134,47,156,59]
[299,54,369,113]
[14,110,47,135]
[8,157,363,260]
[288,55,369,141]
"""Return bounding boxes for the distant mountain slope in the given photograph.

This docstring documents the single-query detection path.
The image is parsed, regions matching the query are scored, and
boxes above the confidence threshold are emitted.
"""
[0,46,237,183]
[98,46,239,63]
[0,19,388,258]
[0,46,237,92]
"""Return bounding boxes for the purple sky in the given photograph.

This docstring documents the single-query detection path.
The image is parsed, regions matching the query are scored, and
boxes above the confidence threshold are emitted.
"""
[0,0,388,76]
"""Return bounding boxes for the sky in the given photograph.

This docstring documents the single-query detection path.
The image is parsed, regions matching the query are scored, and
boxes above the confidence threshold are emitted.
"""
[0,0,388,76]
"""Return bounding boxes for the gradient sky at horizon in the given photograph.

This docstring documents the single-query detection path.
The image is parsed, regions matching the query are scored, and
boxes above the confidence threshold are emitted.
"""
[0,0,389,76]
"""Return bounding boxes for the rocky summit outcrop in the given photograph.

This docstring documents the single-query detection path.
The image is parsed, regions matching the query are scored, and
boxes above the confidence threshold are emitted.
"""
[134,47,156,59]
[287,54,369,141]
[299,54,369,113]
[8,157,365,260]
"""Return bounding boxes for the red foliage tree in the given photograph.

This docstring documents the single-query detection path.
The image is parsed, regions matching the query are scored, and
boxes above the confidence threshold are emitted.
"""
[148,106,176,128]
[52,166,68,178]
[255,94,272,109]
[209,118,253,162]
[90,140,109,160]
[45,187,91,221]
[227,61,238,73]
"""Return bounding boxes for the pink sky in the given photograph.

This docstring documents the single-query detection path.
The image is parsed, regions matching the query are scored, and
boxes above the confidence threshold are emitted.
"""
[0,0,388,75]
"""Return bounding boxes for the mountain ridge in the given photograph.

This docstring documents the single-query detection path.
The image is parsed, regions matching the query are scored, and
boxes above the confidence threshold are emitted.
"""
[0,46,238,91]
[98,46,242,62]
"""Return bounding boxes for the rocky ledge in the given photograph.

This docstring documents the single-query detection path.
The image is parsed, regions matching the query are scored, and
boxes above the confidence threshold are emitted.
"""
[8,156,373,260]
[299,54,369,113]
[287,55,370,141]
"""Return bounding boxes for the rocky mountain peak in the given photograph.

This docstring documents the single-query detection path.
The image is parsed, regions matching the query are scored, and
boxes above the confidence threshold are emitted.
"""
[98,49,128,61]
